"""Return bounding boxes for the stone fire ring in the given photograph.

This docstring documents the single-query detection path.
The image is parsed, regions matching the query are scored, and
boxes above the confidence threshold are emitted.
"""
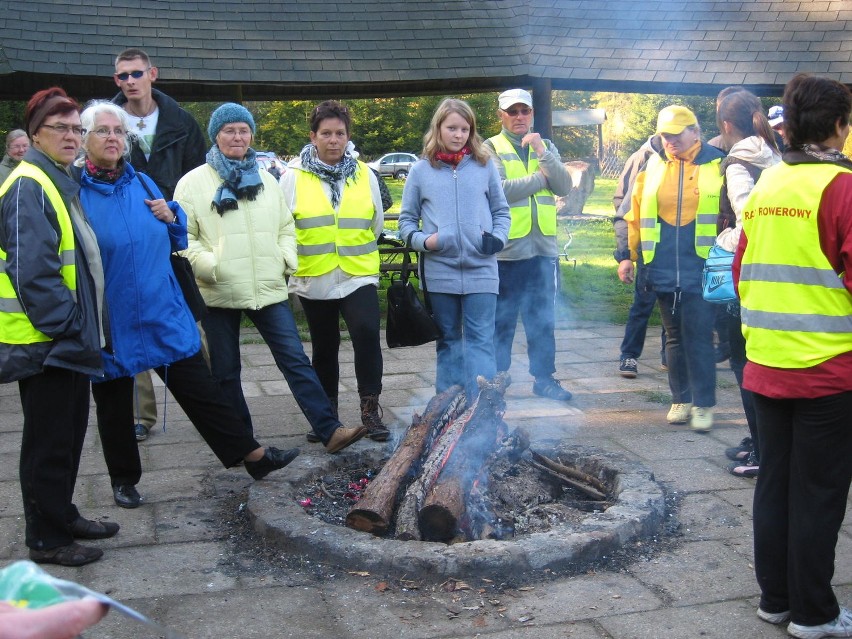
[247,443,666,582]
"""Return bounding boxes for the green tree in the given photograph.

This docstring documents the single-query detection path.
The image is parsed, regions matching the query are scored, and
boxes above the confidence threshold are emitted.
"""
[617,93,717,158]
[0,102,27,138]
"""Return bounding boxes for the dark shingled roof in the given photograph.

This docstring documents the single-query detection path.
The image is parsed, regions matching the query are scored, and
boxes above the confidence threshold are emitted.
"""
[1,0,850,101]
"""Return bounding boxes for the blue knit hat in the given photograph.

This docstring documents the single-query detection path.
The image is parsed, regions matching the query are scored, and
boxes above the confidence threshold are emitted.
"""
[207,103,256,143]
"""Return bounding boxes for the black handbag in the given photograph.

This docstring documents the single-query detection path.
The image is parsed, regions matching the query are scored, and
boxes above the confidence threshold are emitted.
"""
[136,173,207,321]
[385,251,439,348]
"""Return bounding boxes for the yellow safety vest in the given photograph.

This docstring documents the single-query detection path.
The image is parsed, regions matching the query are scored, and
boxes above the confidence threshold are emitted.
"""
[0,161,77,344]
[292,162,378,277]
[739,162,852,368]
[487,133,557,239]
[637,153,722,263]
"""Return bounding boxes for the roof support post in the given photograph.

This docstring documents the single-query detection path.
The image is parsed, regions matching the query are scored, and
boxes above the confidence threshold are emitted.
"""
[531,77,552,141]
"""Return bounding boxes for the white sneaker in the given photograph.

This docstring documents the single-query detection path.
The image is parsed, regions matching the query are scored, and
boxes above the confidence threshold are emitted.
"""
[666,402,692,424]
[689,406,714,432]
[788,608,852,639]
[757,607,790,624]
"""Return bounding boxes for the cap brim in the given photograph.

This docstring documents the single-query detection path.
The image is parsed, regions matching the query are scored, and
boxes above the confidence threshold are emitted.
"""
[656,124,688,135]
[499,100,532,110]
[769,117,784,128]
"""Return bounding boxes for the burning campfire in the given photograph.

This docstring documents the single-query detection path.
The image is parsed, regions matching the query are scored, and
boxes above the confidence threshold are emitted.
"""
[297,373,614,544]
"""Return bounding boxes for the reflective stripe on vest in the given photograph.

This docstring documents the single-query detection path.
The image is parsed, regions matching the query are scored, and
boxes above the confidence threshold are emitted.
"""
[292,161,378,277]
[488,133,557,239]
[739,161,852,368]
[638,153,722,263]
[0,161,77,344]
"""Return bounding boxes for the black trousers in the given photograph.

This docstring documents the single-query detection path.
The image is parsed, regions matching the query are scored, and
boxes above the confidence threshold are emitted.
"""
[19,366,90,551]
[753,391,852,626]
[298,284,383,399]
[91,351,260,487]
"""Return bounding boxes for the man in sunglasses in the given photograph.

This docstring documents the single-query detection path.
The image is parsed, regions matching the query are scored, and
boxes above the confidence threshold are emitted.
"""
[485,88,574,402]
[111,48,207,445]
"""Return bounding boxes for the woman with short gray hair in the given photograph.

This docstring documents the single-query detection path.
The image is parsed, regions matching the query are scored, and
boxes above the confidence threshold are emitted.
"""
[0,129,29,184]
[77,100,299,515]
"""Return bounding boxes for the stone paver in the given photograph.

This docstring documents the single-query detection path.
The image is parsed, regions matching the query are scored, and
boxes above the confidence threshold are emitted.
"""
[0,320,848,639]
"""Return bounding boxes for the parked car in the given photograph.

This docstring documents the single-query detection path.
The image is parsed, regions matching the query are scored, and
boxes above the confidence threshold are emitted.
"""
[368,152,418,180]
[255,151,285,179]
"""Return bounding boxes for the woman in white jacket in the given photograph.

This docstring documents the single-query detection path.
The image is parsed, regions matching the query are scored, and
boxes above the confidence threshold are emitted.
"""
[715,90,781,478]
[174,103,367,455]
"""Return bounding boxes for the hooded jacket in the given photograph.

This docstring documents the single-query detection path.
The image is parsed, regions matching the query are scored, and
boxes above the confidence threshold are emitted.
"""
[175,163,298,309]
[112,88,206,199]
[715,136,781,253]
[78,163,199,381]
[398,155,510,295]
[0,148,103,382]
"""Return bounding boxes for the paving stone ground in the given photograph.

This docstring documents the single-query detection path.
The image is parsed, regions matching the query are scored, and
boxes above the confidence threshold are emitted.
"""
[0,319,849,639]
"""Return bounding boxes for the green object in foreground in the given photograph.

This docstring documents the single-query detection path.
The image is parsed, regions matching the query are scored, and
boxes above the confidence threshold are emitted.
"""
[0,560,186,638]
[0,561,65,609]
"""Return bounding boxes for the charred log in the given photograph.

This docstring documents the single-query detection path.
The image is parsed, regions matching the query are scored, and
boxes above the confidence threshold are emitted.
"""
[345,386,465,535]
[397,374,510,540]
[530,451,608,501]
[413,374,511,542]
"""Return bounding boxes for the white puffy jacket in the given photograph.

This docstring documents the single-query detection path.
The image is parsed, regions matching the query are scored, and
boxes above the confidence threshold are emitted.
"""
[175,163,298,309]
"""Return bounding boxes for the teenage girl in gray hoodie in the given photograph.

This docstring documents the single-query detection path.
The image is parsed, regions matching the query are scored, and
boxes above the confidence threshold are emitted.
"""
[399,98,511,401]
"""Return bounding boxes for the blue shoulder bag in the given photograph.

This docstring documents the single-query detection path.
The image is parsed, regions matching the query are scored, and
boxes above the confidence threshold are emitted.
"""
[702,244,737,304]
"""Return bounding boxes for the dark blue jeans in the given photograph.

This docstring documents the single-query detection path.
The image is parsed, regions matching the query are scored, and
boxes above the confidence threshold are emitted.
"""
[753,391,852,626]
[656,291,716,407]
[202,301,339,443]
[495,256,557,379]
[620,278,666,360]
[430,292,497,401]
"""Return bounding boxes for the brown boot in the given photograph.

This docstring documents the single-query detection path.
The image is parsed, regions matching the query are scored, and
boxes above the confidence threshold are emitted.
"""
[360,393,390,441]
[306,396,337,443]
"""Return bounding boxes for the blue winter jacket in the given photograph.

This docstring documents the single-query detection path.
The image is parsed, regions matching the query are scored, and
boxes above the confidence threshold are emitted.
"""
[398,155,510,295]
[79,163,200,381]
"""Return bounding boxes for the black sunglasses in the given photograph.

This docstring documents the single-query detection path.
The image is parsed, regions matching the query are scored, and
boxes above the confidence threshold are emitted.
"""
[115,69,147,81]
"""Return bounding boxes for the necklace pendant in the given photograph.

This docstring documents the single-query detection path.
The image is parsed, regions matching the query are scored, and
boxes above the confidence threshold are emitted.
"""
[137,118,146,131]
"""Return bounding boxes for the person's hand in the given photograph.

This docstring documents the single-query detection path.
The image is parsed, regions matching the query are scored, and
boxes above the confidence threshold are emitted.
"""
[0,599,108,639]
[424,233,439,251]
[617,259,635,284]
[520,132,546,158]
[145,198,176,224]
[481,231,504,255]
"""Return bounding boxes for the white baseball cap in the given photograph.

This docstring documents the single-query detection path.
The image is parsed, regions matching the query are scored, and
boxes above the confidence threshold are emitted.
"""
[498,88,533,110]
[768,105,784,128]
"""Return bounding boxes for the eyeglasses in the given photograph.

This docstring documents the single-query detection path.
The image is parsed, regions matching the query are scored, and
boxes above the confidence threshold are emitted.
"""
[115,69,148,81]
[9,143,28,151]
[89,127,127,138]
[40,123,84,136]
[503,107,532,117]
[219,127,252,138]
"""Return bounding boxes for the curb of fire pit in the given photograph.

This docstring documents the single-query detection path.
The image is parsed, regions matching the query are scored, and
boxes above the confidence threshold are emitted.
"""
[246,443,665,581]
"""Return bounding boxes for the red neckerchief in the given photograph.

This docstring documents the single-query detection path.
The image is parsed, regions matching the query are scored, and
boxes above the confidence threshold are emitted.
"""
[435,146,470,166]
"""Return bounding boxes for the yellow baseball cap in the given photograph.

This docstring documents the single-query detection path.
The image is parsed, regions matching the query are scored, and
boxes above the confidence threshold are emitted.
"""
[656,105,698,135]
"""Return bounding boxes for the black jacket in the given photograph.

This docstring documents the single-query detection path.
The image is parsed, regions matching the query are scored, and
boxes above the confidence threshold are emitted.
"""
[0,149,103,382]
[112,88,206,199]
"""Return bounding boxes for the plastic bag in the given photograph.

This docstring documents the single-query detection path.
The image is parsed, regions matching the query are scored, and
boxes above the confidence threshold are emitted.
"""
[0,560,184,638]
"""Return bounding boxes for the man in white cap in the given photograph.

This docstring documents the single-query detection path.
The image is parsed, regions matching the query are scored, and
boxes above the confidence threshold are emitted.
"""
[485,88,574,402]
[768,105,787,148]
[617,105,725,432]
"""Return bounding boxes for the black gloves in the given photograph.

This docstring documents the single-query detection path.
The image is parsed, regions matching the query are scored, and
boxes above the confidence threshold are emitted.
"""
[481,231,504,255]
